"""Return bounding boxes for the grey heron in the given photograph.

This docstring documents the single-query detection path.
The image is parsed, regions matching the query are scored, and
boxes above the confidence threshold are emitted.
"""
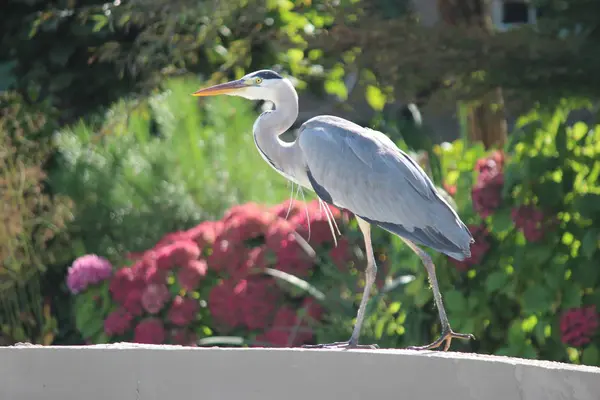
[192,69,475,351]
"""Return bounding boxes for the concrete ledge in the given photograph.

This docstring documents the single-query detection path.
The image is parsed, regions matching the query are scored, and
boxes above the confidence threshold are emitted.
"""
[2,344,600,400]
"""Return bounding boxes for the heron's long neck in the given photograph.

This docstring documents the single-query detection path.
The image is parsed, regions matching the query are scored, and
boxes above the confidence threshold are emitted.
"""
[253,84,301,181]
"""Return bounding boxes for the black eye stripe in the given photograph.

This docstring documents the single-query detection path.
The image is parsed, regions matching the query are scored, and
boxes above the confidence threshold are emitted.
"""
[251,70,282,80]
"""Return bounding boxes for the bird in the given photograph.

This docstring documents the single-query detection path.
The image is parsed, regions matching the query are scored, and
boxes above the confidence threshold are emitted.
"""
[192,69,475,351]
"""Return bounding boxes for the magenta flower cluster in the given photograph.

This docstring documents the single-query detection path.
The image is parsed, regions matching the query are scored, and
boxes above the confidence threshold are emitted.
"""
[66,254,113,294]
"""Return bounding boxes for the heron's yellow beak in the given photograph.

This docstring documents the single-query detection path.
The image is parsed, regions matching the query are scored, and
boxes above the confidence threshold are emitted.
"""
[192,79,247,97]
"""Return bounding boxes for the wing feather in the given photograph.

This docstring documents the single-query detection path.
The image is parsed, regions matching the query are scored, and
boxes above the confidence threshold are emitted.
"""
[298,116,473,260]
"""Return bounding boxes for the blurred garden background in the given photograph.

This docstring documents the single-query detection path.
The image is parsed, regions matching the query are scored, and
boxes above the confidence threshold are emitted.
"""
[1,0,599,366]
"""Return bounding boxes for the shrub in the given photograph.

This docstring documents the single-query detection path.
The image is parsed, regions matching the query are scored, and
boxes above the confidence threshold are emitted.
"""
[343,101,600,365]
[0,92,73,345]
[69,199,370,347]
[50,77,291,260]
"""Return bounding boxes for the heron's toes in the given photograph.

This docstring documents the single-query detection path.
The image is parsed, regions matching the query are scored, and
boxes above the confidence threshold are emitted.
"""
[302,341,379,350]
[407,329,475,352]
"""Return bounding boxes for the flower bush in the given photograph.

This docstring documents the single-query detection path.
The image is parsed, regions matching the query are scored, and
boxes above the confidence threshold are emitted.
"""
[384,102,600,366]
[70,199,363,347]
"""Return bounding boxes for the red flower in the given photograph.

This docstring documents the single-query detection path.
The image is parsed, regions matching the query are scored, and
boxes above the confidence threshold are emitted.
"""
[208,280,243,330]
[154,231,191,250]
[220,209,272,243]
[291,200,341,246]
[170,240,201,265]
[329,238,354,271]
[245,246,268,272]
[177,259,208,291]
[265,219,296,251]
[171,329,198,347]
[273,237,314,278]
[133,318,166,344]
[270,199,305,220]
[187,221,223,248]
[450,224,491,271]
[238,277,282,330]
[443,182,457,197]
[104,308,133,336]
[207,237,248,276]
[168,296,199,326]
[301,297,324,322]
[154,246,175,270]
[472,152,505,218]
[141,283,170,314]
[123,288,144,316]
[109,267,144,304]
[255,306,313,347]
[511,205,552,242]
[132,258,166,285]
[560,306,599,347]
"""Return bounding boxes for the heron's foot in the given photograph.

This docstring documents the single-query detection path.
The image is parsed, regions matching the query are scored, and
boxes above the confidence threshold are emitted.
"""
[302,341,379,350]
[407,328,475,352]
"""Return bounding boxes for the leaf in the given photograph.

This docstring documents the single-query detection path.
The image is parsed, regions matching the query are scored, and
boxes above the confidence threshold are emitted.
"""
[365,85,386,111]
[444,290,467,313]
[489,208,513,233]
[521,315,538,333]
[582,345,599,366]
[561,284,582,309]
[324,79,347,100]
[485,271,509,293]
[581,230,599,260]
[574,194,600,220]
[522,285,553,314]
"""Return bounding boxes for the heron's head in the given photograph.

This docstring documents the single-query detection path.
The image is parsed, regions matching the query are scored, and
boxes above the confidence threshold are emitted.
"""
[192,70,287,102]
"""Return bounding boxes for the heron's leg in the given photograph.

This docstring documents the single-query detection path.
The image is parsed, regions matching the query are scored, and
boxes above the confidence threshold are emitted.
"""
[302,217,378,350]
[400,238,475,351]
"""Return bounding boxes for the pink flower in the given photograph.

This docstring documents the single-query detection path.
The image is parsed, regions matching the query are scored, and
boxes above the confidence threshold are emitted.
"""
[187,221,223,248]
[168,296,199,326]
[274,237,314,278]
[171,329,198,347]
[329,238,353,271]
[270,199,305,220]
[255,306,313,347]
[239,277,282,330]
[450,224,491,271]
[291,200,342,246]
[511,205,552,242]
[207,237,247,276]
[153,240,201,270]
[302,297,324,322]
[66,254,113,294]
[104,308,133,336]
[208,280,244,330]
[133,318,166,344]
[141,284,170,314]
[131,258,166,285]
[177,259,208,291]
[472,152,505,218]
[154,231,191,250]
[109,267,144,304]
[123,288,144,316]
[560,306,599,347]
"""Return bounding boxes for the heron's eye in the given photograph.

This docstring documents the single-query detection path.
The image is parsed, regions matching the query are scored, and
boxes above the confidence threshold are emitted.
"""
[254,77,263,85]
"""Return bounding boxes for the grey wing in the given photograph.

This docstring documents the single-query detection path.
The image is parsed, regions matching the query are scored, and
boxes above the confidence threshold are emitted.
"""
[298,115,473,260]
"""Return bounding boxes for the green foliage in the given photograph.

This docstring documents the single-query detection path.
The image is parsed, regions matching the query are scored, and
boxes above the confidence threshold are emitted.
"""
[0,0,344,121]
[50,76,290,259]
[316,0,600,109]
[311,101,600,365]
[0,92,72,345]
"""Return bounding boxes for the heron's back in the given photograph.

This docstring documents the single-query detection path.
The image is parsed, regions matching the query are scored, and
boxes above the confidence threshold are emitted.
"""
[298,115,474,260]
